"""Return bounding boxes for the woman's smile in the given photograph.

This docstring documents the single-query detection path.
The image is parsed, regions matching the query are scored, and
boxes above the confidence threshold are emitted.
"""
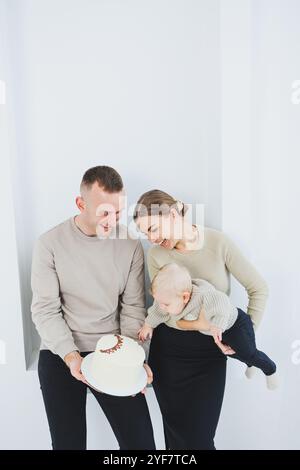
[155,238,171,248]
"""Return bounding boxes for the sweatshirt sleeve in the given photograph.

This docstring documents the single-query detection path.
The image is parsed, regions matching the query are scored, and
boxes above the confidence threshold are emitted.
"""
[222,232,269,330]
[30,237,79,361]
[119,241,150,362]
[147,247,162,282]
[145,301,170,328]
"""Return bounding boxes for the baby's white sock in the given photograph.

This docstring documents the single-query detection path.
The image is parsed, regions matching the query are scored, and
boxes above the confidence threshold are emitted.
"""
[245,366,256,379]
[266,372,279,390]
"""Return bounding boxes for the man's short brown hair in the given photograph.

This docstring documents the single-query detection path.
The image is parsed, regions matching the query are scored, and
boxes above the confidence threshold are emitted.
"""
[80,166,123,193]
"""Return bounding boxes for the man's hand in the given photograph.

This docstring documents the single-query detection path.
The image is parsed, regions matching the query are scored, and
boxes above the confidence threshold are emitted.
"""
[64,350,89,385]
[138,324,153,342]
[140,363,153,395]
[131,363,153,397]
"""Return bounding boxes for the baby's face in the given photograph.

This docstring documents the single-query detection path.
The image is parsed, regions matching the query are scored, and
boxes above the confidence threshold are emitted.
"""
[154,290,187,315]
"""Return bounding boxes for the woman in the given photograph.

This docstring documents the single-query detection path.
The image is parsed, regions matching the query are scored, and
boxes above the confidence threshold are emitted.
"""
[133,189,269,450]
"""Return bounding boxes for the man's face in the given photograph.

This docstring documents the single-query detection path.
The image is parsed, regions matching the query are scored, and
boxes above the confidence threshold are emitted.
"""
[79,183,126,238]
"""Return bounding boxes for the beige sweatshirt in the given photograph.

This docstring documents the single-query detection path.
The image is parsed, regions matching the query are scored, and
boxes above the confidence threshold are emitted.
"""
[145,278,238,333]
[30,216,150,361]
[147,227,269,330]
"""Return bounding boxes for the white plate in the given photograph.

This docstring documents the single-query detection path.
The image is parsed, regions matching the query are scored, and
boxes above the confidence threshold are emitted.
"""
[81,352,148,397]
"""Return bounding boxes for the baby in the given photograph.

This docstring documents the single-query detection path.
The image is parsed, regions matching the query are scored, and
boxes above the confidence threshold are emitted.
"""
[138,263,278,390]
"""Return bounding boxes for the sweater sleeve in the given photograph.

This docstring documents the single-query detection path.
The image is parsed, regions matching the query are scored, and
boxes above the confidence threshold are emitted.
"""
[30,237,79,361]
[202,290,234,332]
[145,301,170,328]
[222,232,269,330]
[119,241,150,362]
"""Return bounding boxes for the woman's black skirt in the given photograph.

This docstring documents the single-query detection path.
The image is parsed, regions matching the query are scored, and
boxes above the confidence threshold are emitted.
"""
[148,323,227,450]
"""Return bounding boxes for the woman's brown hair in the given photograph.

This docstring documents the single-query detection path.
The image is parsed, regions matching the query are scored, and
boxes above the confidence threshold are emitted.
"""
[133,189,188,220]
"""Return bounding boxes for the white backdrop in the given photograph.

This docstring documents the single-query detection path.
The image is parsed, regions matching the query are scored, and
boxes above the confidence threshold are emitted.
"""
[0,0,299,449]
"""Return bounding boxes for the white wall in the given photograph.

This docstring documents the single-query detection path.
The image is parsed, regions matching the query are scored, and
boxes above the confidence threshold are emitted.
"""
[0,0,221,449]
[219,0,300,450]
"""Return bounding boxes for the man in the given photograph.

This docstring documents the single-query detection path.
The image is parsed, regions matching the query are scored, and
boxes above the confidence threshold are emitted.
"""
[31,165,155,450]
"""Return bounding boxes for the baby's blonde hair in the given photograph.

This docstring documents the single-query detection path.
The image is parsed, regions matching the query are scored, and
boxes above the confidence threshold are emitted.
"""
[151,263,192,297]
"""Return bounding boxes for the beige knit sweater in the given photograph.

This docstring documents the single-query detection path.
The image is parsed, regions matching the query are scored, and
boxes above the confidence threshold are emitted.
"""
[145,279,238,334]
[147,226,269,330]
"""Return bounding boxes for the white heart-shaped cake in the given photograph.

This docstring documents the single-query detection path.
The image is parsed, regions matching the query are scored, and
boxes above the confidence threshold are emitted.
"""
[90,334,145,391]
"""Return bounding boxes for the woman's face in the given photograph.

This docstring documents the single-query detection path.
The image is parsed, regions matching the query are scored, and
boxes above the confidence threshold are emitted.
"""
[136,209,183,249]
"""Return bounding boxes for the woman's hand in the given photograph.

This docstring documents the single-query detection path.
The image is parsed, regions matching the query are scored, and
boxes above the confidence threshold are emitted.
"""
[177,306,210,331]
[215,340,235,355]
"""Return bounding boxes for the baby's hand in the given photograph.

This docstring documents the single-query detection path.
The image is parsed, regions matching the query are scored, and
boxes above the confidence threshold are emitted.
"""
[210,325,235,355]
[138,324,153,342]
[210,325,223,343]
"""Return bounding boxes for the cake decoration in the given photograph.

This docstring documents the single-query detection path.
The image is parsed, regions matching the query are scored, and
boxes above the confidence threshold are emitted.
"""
[85,334,147,395]
[99,334,123,354]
